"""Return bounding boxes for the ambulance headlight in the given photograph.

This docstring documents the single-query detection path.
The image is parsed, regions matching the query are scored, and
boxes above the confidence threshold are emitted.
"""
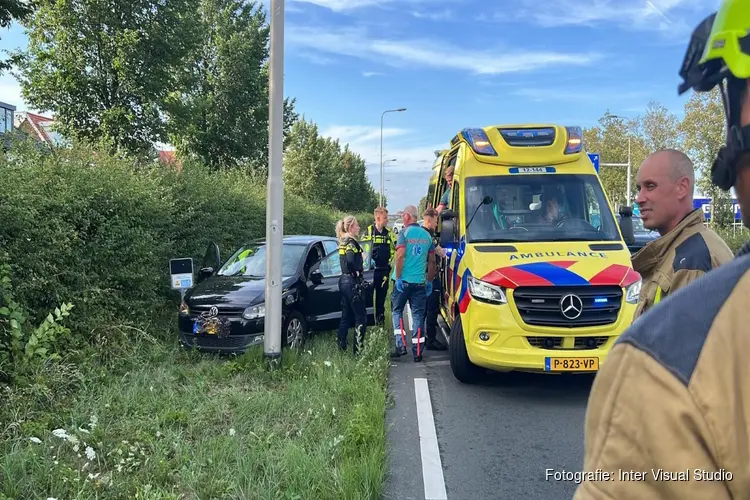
[625,279,641,304]
[467,276,507,304]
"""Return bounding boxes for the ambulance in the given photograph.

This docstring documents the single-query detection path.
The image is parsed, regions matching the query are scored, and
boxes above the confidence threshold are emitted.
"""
[428,124,640,383]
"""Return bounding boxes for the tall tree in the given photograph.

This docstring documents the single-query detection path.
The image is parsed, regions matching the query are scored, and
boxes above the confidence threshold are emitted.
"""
[584,112,647,207]
[166,0,298,173]
[635,101,683,152]
[13,0,200,157]
[679,88,734,227]
[0,0,34,74]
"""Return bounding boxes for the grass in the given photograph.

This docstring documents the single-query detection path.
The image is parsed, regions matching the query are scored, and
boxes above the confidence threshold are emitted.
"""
[1,322,392,500]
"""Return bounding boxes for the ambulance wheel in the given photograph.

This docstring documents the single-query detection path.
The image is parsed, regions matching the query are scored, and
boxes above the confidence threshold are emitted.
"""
[449,315,483,384]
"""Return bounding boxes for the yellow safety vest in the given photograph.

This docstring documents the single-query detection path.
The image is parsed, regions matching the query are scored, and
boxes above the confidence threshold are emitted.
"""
[364,224,396,261]
[654,286,663,305]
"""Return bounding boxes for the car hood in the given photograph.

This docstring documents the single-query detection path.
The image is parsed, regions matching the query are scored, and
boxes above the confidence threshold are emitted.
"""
[185,275,298,309]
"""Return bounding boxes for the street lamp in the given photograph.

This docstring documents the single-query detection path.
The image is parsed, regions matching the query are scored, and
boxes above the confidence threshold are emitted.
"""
[380,108,406,207]
[602,114,633,206]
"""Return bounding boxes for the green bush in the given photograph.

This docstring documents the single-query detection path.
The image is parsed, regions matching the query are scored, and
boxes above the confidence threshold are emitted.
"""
[715,226,749,254]
[0,140,373,349]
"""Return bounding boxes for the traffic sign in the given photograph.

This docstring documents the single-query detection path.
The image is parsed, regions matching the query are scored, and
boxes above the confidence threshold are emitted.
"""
[588,153,600,173]
[170,258,194,290]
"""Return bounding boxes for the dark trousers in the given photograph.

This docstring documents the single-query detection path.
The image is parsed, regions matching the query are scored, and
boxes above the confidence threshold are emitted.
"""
[373,266,391,323]
[425,283,440,341]
[337,276,366,354]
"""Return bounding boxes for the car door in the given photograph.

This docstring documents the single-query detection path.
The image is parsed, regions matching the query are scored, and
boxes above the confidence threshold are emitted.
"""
[359,240,376,321]
[304,250,344,331]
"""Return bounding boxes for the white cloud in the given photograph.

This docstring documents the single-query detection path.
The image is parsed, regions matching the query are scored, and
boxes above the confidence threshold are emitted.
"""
[0,73,29,111]
[411,9,452,21]
[362,71,384,77]
[289,0,389,11]
[320,124,443,208]
[286,25,603,75]
[504,0,704,37]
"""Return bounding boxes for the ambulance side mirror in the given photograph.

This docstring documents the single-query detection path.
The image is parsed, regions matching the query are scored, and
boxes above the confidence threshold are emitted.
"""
[440,209,458,248]
[618,205,636,248]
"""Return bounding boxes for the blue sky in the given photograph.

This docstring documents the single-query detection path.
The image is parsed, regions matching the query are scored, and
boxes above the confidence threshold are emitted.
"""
[0,0,722,210]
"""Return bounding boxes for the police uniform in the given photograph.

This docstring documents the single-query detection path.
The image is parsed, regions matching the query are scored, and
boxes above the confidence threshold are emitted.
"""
[421,224,447,350]
[337,236,367,354]
[362,223,396,324]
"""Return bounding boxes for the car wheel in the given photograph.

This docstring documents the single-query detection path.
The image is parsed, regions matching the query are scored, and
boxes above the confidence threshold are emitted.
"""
[283,309,307,349]
[449,315,483,384]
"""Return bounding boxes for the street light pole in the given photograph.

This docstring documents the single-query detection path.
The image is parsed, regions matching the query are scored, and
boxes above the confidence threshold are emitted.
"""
[626,135,632,206]
[379,108,406,207]
[264,0,284,367]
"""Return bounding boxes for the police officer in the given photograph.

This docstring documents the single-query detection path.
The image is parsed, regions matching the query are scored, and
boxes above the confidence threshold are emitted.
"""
[335,215,367,355]
[420,208,447,351]
[361,206,396,325]
[574,4,750,498]
[391,205,436,362]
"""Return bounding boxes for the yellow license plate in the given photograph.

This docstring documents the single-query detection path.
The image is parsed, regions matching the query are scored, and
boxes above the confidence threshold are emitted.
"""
[206,324,217,335]
[545,357,599,372]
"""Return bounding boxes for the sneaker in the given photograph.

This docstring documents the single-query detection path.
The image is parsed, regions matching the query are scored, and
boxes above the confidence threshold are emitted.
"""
[390,347,402,358]
[413,355,423,362]
[399,346,408,356]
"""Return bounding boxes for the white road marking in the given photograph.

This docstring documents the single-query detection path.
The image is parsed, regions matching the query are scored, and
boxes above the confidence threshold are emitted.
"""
[414,378,448,500]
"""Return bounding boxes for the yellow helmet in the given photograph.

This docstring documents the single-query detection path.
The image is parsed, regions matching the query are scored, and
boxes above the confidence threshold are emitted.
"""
[677,0,750,191]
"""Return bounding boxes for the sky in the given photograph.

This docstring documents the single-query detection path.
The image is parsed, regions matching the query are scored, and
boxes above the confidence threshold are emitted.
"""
[0,0,724,210]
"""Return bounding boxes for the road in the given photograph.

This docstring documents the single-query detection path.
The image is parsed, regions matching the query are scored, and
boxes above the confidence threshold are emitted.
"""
[384,308,595,500]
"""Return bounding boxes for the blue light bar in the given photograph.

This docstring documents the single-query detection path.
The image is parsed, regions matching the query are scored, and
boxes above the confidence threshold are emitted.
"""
[499,127,556,147]
[461,128,498,156]
[565,126,583,154]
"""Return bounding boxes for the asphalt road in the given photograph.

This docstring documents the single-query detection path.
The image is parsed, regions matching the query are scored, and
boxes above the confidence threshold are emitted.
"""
[384,312,595,500]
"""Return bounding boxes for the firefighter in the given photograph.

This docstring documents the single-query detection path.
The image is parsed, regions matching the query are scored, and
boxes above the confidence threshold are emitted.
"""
[361,206,396,325]
[574,3,750,498]
[335,215,367,355]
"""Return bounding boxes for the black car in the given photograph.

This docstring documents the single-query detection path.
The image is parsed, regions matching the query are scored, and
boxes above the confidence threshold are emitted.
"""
[178,235,377,353]
[617,214,660,254]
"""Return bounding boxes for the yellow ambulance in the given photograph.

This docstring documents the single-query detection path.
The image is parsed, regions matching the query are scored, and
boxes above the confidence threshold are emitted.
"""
[428,124,641,383]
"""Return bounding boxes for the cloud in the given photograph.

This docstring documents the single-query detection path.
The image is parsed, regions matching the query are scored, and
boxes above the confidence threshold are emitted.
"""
[320,124,443,208]
[287,25,603,75]
[506,86,661,104]
[503,0,701,37]
[411,9,452,21]
[362,71,384,77]
[288,0,391,12]
[0,73,31,111]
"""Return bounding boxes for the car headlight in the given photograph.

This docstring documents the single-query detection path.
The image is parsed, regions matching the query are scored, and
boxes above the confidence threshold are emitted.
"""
[179,303,190,315]
[625,279,641,304]
[242,304,265,320]
[467,276,507,304]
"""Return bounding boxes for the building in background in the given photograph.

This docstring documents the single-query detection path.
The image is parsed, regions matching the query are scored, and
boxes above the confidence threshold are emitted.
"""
[1,101,16,150]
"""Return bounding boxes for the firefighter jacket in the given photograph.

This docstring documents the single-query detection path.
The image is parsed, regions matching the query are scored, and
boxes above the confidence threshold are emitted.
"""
[631,208,734,319]
[362,224,396,270]
[338,237,364,278]
[573,241,750,500]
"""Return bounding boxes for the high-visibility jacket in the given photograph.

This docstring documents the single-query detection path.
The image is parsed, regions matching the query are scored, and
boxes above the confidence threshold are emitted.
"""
[362,224,396,269]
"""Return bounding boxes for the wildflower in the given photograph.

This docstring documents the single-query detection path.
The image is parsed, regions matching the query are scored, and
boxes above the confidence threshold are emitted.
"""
[88,415,98,430]
[229,428,236,436]
[29,437,42,444]
[85,446,96,461]
[324,360,332,367]
[52,429,69,440]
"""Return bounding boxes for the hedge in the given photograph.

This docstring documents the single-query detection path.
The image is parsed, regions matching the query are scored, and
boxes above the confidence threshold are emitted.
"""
[0,140,375,341]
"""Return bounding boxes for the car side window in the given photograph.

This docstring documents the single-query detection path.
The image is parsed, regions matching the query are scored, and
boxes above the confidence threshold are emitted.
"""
[323,240,338,255]
[360,240,373,271]
[585,184,602,230]
[318,251,342,278]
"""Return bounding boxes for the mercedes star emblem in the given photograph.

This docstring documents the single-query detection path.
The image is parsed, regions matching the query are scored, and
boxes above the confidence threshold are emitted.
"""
[209,306,219,317]
[559,294,583,320]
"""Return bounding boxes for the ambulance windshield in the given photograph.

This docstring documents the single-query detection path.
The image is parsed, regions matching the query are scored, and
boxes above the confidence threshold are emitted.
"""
[463,174,621,243]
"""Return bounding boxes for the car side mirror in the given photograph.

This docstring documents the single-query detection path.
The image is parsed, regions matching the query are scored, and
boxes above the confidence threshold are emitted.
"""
[309,269,323,284]
[618,205,636,247]
[197,267,214,282]
[440,209,456,221]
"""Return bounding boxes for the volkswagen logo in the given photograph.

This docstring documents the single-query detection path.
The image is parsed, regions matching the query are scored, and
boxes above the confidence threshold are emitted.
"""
[209,306,219,317]
[559,294,583,320]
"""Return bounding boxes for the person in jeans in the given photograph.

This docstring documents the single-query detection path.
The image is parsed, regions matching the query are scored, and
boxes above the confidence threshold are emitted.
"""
[390,205,436,362]
[420,208,447,350]
[335,215,366,355]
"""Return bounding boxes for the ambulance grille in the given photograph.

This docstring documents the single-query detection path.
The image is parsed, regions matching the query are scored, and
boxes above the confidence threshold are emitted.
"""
[513,286,622,328]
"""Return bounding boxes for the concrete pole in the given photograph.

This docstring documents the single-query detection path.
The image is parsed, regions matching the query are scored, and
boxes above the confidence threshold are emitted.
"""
[264,0,284,365]
[626,135,632,206]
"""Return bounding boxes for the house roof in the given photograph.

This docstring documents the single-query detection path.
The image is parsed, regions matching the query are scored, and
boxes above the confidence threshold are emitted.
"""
[17,112,59,144]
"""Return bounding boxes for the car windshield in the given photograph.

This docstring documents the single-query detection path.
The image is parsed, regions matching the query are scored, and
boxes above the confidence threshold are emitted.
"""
[217,243,307,277]
[463,173,621,243]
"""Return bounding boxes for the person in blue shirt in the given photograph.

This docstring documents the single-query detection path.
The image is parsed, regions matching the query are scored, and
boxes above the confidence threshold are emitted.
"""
[391,205,436,361]
[436,165,454,214]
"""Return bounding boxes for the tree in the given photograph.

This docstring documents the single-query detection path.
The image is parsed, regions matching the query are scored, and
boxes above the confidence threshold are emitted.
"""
[635,101,683,153]
[165,0,298,172]
[13,0,200,158]
[584,112,647,207]
[283,117,379,213]
[0,1,34,74]
[679,88,734,227]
